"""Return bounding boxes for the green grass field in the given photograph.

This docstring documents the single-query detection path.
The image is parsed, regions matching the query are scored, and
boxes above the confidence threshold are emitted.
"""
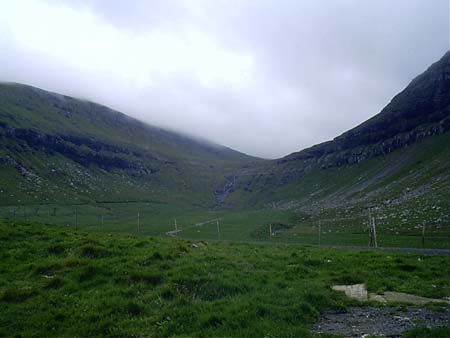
[0,201,448,249]
[1,221,450,337]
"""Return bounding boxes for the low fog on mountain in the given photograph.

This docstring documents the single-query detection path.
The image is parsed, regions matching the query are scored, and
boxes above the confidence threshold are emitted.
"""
[2,1,450,337]
[0,0,448,158]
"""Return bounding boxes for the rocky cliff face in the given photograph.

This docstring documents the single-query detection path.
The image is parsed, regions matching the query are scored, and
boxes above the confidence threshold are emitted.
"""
[0,123,161,174]
[215,51,450,208]
[279,51,450,169]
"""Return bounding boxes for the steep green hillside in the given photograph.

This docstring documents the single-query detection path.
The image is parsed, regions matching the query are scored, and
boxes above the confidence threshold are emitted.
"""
[220,52,450,231]
[0,83,258,206]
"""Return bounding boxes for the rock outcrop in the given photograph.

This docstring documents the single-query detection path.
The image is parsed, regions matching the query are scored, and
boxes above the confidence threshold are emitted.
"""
[279,51,450,169]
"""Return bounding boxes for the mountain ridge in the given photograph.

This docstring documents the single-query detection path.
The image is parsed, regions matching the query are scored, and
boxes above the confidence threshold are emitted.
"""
[0,52,449,214]
[217,51,450,212]
[279,51,450,165]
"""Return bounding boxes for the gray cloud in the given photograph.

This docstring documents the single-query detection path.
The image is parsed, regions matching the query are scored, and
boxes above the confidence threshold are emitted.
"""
[0,0,448,158]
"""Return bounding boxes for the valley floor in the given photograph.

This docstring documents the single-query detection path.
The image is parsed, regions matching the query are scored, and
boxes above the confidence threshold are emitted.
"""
[1,202,449,250]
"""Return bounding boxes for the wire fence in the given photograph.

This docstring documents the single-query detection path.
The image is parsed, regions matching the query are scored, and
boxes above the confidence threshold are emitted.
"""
[0,203,449,249]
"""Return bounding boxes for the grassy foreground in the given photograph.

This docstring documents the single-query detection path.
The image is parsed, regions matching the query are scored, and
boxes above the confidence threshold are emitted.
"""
[1,222,450,337]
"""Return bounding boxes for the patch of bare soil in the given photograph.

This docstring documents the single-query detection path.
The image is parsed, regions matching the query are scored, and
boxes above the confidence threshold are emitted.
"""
[311,306,450,338]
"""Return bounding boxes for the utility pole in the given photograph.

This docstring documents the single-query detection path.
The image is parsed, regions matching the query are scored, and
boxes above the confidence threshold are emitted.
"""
[269,224,272,237]
[217,220,221,241]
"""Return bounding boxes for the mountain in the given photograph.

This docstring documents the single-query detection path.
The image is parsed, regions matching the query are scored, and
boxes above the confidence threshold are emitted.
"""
[0,83,258,206]
[219,52,450,226]
[281,51,450,166]
[0,51,449,228]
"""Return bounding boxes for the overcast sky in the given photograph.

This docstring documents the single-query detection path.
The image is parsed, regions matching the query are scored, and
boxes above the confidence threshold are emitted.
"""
[0,0,448,158]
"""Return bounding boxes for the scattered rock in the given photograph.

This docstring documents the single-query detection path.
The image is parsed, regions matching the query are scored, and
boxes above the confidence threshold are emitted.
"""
[312,306,450,338]
[332,284,450,305]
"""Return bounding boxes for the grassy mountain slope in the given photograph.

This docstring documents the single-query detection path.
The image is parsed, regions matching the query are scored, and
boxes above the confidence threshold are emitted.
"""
[0,52,449,238]
[220,52,450,231]
[0,83,258,206]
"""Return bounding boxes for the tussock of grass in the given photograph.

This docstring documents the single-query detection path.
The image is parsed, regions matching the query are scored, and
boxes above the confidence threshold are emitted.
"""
[78,244,110,259]
[1,287,37,303]
[43,276,64,289]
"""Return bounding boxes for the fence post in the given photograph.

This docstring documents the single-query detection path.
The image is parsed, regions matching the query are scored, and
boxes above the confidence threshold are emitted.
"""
[422,224,426,248]
[368,215,378,248]
[75,207,78,230]
[372,217,377,247]
[318,219,321,246]
[217,220,221,241]
[137,212,140,233]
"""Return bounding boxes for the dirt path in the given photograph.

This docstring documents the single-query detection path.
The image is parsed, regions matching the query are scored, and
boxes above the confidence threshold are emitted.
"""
[312,307,450,338]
